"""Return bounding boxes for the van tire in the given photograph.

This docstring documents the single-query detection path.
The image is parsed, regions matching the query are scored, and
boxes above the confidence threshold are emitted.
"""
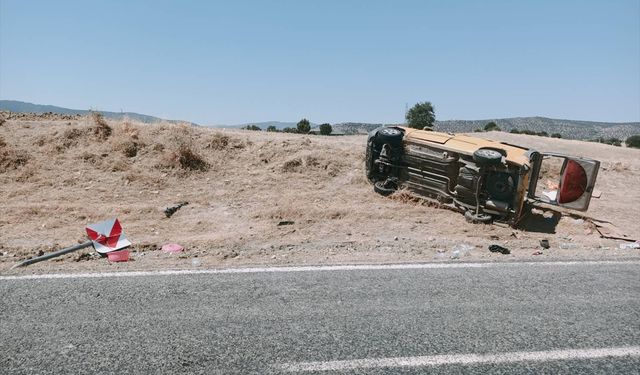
[473,148,503,166]
[375,127,403,146]
[374,180,397,196]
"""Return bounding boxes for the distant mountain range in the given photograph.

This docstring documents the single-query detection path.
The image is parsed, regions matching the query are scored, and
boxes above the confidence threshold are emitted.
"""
[3,100,638,140]
[0,100,197,126]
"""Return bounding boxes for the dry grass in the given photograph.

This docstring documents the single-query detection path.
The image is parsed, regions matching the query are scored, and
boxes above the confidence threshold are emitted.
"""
[90,112,112,140]
[0,136,29,173]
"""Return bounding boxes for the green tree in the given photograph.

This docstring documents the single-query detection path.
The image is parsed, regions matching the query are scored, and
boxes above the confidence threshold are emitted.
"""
[626,135,640,148]
[510,128,521,134]
[319,123,332,135]
[244,124,261,131]
[266,125,277,132]
[484,121,501,131]
[551,133,562,138]
[282,127,297,133]
[406,101,435,129]
[296,118,311,134]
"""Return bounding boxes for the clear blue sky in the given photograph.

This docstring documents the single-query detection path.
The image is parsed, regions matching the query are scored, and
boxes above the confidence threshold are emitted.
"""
[1,0,639,125]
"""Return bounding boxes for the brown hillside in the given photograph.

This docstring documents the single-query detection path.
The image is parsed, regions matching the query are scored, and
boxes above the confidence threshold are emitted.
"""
[1,116,639,273]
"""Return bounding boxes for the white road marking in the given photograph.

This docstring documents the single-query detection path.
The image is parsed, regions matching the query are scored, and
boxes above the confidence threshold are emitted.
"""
[278,346,640,372]
[0,260,638,281]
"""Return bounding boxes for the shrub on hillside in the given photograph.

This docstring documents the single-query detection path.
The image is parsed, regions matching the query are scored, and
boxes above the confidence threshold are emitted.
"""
[484,122,501,131]
[297,119,311,134]
[589,137,622,146]
[626,135,640,149]
[175,144,209,171]
[90,112,112,140]
[319,123,332,135]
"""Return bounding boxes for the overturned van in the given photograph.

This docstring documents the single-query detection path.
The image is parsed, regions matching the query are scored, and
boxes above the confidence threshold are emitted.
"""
[365,126,600,226]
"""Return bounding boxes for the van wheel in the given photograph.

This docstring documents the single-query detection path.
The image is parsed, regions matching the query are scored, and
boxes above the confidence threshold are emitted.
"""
[473,148,503,166]
[465,210,493,224]
[374,179,397,196]
[375,127,403,146]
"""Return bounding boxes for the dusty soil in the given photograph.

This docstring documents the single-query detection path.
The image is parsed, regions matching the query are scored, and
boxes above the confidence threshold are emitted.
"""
[1,116,639,275]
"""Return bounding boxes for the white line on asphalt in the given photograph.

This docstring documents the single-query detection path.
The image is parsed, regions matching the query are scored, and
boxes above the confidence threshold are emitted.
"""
[0,260,638,281]
[277,346,640,372]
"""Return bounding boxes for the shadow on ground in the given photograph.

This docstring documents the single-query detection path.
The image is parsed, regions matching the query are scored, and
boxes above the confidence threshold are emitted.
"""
[517,210,562,234]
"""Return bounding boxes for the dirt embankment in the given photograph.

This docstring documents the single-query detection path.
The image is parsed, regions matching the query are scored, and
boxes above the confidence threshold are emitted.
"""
[1,115,639,274]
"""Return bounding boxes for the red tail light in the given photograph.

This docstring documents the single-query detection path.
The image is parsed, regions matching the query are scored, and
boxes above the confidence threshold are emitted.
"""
[558,160,587,203]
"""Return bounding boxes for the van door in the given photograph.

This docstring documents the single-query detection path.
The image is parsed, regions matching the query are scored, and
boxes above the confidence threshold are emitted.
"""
[528,153,600,211]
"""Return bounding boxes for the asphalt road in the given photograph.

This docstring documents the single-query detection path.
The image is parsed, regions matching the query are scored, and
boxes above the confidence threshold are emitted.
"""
[1,261,639,374]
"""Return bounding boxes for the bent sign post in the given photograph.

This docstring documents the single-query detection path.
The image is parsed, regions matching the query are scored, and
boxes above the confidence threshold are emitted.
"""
[11,218,131,269]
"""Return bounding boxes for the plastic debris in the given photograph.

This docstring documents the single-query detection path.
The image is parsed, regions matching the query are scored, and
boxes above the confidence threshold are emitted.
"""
[559,243,578,249]
[451,243,473,259]
[191,258,201,267]
[164,202,189,218]
[619,242,640,250]
[489,244,510,254]
[107,249,130,262]
[532,250,543,256]
[162,243,184,253]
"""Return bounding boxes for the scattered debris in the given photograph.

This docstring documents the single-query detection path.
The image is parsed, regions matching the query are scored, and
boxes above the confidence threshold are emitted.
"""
[489,244,510,255]
[278,220,295,226]
[106,249,130,262]
[164,202,189,218]
[191,258,201,267]
[532,251,543,256]
[162,243,184,253]
[540,239,550,249]
[451,243,473,259]
[619,242,640,250]
[591,220,636,242]
[559,243,578,249]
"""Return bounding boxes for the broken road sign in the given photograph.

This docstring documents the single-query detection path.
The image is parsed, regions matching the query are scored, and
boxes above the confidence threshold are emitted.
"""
[85,218,131,254]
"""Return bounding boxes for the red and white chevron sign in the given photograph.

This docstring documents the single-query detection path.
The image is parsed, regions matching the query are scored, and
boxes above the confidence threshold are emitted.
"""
[85,218,131,254]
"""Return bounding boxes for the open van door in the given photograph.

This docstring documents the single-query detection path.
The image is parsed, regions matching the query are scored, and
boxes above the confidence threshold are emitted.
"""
[529,153,600,211]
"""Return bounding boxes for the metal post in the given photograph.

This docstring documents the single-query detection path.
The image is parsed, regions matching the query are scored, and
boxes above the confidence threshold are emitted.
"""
[11,241,93,269]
